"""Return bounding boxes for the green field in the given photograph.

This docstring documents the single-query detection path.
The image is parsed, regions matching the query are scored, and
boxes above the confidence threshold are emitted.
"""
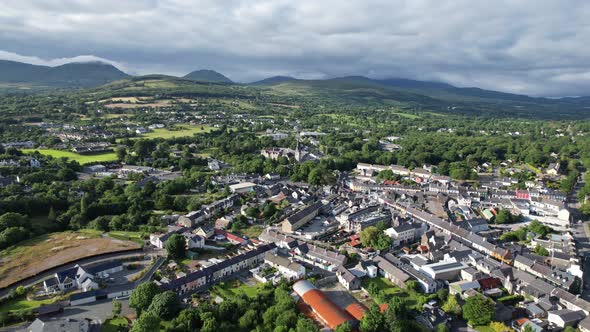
[236,225,264,239]
[392,111,421,119]
[101,317,129,332]
[108,231,145,245]
[362,277,404,297]
[134,124,216,139]
[211,280,260,298]
[0,295,54,312]
[22,149,117,164]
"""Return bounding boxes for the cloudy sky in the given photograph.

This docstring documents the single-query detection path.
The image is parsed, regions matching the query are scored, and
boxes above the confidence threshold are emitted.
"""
[1,0,589,96]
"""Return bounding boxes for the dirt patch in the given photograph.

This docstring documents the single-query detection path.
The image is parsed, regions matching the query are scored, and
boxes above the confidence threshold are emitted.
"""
[0,231,140,288]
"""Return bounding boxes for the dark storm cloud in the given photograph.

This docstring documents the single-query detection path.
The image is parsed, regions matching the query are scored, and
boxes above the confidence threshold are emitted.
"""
[0,0,589,96]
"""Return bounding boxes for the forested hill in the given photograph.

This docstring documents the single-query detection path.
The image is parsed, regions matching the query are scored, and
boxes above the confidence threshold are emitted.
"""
[251,75,590,119]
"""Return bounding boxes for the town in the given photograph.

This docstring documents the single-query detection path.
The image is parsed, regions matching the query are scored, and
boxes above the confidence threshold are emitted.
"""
[3,3,590,330]
[5,138,590,332]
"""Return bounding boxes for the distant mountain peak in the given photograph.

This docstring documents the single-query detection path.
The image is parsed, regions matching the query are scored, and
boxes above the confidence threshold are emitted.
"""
[183,69,232,83]
[250,76,298,85]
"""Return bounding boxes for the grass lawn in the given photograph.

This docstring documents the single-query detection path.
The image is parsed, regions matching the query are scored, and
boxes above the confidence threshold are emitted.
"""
[361,277,404,296]
[0,295,54,312]
[211,280,260,299]
[22,149,117,164]
[237,225,264,239]
[361,277,423,309]
[392,111,421,119]
[108,231,145,245]
[101,317,129,332]
[136,125,216,139]
[475,326,495,332]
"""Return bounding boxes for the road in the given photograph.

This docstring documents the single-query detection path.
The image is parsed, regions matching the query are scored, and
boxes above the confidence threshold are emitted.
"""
[568,170,590,299]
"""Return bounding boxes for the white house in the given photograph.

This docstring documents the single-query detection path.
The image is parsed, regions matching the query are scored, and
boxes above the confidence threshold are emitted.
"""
[43,261,123,293]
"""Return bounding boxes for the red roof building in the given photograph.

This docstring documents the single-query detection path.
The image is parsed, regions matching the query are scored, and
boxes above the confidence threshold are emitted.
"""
[293,280,355,330]
[345,303,368,321]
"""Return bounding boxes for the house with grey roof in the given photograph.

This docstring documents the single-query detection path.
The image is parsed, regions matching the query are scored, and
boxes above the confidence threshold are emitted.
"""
[547,309,585,328]
[27,318,89,332]
[336,266,361,290]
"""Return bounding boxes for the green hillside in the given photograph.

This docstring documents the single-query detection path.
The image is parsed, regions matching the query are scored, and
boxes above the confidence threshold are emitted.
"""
[183,69,232,83]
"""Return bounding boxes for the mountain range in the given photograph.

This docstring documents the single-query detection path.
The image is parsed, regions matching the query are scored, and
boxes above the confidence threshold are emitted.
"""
[0,60,128,87]
[1,59,590,119]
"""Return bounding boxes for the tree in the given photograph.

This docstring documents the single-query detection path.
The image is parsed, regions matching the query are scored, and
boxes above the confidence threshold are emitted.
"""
[168,308,202,332]
[296,318,319,332]
[405,280,421,293]
[563,327,576,332]
[495,210,512,224]
[437,288,449,302]
[489,321,514,332]
[129,282,162,316]
[200,317,218,332]
[166,234,186,260]
[131,312,160,332]
[436,323,450,332]
[462,294,495,326]
[112,299,122,317]
[522,325,534,332]
[359,304,384,332]
[442,295,462,316]
[116,146,127,161]
[15,286,26,296]
[47,206,57,223]
[360,226,392,250]
[0,212,29,231]
[534,244,549,256]
[335,322,353,332]
[147,291,180,320]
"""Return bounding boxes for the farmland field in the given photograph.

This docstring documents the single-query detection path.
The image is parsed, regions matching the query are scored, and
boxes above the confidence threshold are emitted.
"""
[137,124,216,139]
[21,149,117,164]
[0,230,140,288]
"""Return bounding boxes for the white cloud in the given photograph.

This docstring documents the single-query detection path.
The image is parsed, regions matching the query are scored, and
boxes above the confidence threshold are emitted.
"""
[0,0,589,95]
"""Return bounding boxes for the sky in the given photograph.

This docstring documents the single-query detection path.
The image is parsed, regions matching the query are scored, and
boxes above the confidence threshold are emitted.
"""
[1,0,590,96]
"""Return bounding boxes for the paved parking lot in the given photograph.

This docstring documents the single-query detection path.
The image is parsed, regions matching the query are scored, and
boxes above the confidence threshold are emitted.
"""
[53,298,133,324]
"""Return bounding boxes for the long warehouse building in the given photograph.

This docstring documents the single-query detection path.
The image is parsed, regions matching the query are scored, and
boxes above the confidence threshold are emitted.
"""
[293,280,356,330]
